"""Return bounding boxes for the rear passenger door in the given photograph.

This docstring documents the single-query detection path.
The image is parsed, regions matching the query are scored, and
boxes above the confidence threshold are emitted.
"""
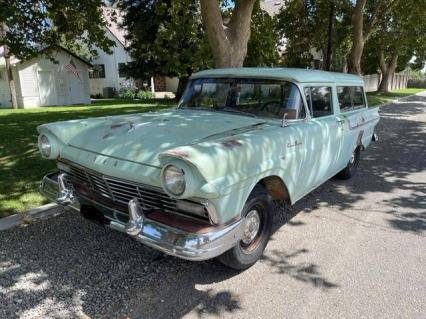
[302,85,344,189]
[335,85,370,167]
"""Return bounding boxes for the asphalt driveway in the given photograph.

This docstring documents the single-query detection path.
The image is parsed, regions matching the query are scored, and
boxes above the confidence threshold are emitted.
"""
[1,93,425,318]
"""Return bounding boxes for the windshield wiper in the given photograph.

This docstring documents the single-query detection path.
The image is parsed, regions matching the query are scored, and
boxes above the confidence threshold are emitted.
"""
[213,108,257,118]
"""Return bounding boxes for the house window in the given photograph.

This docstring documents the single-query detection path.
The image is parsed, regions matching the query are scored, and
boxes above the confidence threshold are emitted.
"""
[89,64,105,79]
[118,63,128,78]
[337,86,366,112]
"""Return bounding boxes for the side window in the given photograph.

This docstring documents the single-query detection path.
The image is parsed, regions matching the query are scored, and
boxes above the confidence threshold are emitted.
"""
[352,86,365,109]
[118,63,128,78]
[281,82,306,119]
[337,86,366,112]
[304,86,332,118]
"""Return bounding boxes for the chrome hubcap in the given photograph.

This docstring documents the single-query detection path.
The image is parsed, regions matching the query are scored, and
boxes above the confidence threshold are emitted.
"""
[242,210,261,245]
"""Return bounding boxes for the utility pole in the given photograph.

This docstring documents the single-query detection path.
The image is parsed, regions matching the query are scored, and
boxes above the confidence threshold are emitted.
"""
[1,22,18,109]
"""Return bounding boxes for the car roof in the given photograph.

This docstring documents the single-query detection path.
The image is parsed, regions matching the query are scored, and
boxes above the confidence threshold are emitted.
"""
[191,67,364,85]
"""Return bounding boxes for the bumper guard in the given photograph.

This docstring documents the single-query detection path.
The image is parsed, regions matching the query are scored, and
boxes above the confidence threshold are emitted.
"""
[39,172,244,261]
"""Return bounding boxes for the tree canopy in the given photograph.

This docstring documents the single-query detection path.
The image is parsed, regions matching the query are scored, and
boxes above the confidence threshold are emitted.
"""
[0,0,114,60]
[276,0,352,70]
[117,0,212,81]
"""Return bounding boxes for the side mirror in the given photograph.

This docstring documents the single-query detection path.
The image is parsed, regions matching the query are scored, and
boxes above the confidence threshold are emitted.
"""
[281,113,290,127]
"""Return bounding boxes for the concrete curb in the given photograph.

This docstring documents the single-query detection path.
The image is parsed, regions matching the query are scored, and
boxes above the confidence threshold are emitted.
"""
[0,203,63,231]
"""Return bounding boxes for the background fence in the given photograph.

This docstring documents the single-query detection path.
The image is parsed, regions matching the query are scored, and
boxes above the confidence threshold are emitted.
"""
[362,73,409,92]
[407,79,426,88]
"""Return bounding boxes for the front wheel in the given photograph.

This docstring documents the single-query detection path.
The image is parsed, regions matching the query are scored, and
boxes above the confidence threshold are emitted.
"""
[336,147,361,180]
[217,185,272,270]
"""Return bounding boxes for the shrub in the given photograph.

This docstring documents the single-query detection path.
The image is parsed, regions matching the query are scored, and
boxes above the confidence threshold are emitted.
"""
[136,90,154,100]
[118,88,154,100]
[118,88,137,99]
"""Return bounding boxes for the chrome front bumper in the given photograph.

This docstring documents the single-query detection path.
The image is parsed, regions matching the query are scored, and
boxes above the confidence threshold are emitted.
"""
[40,172,244,261]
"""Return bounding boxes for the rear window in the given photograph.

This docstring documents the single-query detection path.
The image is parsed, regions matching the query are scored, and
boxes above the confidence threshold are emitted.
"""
[337,86,366,112]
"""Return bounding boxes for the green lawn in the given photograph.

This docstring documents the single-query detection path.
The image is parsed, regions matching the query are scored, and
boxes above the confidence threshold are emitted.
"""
[0,99,173,218]
[367,88,425,106]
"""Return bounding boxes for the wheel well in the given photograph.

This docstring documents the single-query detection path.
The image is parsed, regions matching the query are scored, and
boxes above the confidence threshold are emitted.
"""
[258,176,290,202]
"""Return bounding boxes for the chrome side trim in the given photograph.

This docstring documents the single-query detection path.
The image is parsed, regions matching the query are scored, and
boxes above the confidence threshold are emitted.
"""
[348,117,378,130]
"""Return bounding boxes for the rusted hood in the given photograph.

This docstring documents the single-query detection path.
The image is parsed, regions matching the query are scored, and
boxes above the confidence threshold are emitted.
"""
[38,109,267,167]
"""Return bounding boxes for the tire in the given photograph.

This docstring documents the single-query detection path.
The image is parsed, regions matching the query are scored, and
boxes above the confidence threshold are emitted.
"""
[336,147,361,180]
[218,185,273,270]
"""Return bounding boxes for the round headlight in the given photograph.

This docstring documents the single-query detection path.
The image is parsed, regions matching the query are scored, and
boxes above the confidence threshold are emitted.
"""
[39,134,51,158]
[163,165,186,196]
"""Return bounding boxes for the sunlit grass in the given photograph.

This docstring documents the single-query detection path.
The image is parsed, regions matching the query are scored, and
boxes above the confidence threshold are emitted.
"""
[0,99,174,218]
[367,88,425,106]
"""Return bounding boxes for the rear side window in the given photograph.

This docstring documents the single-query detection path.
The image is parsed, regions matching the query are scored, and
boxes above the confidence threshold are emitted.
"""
[304,87,332,118]
[337,86,366,112]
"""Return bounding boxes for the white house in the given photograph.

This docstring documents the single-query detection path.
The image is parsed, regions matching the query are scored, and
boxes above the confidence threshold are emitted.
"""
[89,7,133,97]
[90,7,178,97]
[0,47,91,108]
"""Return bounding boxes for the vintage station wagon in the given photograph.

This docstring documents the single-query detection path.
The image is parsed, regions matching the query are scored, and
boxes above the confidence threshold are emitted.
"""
[38,68,379,269]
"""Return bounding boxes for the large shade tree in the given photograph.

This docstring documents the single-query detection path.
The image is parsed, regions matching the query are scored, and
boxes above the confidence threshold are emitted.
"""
[117,0,213,98]
[119,0,280,98]
[347,0,400,75]
[200,0,257,68]
[0,0,114,108]
[276,0,352,70]
[362,0,426,92]
[244,0,281,67]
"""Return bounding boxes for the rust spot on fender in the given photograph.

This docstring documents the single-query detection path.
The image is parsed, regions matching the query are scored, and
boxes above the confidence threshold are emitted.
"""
[163,150,190,159]
[110,123,125,129]
[222,139,242,148]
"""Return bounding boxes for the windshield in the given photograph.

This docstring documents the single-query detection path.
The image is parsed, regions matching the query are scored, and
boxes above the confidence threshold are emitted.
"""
[178,78,306,120]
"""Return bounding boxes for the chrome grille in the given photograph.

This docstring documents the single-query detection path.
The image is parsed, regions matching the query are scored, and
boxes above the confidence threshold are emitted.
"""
[62,162,209,222]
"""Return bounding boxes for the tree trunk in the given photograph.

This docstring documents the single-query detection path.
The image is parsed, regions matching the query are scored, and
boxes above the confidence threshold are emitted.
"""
[200,0,256,68]
[347,0,400,75]
[324,2,335,71]
[378,51,398,93]
[347,0,366,75]
[4,52,18,109]
[1,23,18,109]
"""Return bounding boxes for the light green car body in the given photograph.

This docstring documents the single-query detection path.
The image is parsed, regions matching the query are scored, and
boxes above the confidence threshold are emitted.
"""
[38,68,380,225]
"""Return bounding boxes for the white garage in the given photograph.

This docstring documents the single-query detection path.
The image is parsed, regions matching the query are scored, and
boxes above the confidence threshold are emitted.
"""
[0,47,91,108]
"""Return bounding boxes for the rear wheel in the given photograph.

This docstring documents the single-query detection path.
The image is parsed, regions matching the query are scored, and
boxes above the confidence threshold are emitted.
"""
[336,147,361,180]
[218,185,272,270]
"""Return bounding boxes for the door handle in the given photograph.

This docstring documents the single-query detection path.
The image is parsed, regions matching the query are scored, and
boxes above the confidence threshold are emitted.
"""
[336,118,345,124]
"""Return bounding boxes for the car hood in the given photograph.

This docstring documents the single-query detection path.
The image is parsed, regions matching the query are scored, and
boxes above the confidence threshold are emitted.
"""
[38,108,268,167]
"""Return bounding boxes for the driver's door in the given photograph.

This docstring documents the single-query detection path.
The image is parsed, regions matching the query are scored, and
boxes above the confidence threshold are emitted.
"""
[294,85,344,197]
